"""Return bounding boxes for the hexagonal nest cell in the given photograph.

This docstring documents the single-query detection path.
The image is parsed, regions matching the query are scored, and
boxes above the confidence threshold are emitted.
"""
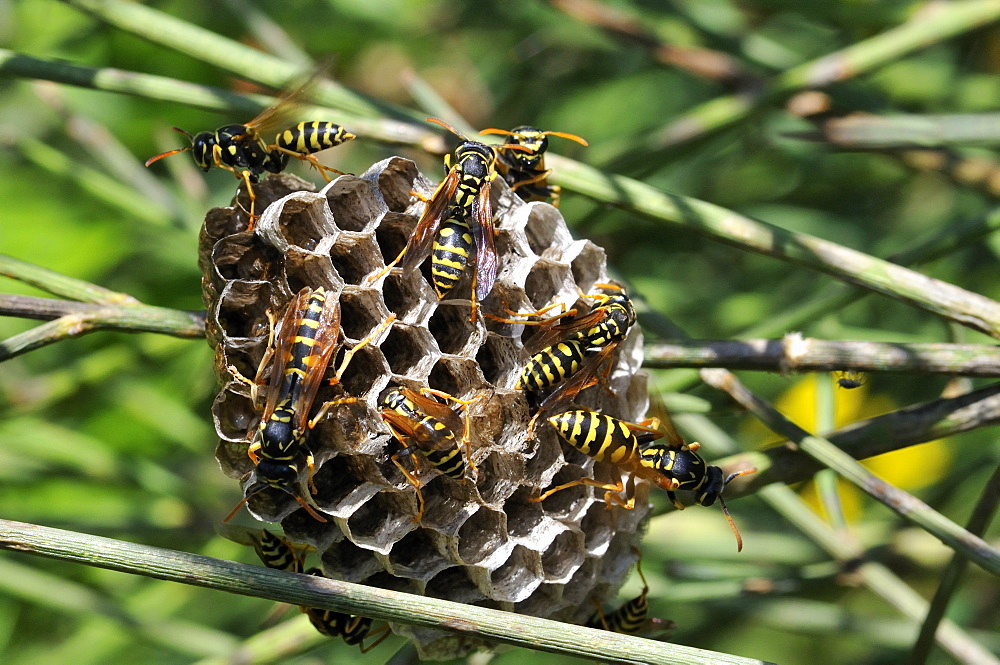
[202,157,649,659]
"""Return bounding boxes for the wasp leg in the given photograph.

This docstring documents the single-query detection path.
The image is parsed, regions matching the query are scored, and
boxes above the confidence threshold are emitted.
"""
[331,314,396,384]
[392,451,426,523]
[266,145,349,181]
[363,245,407,287]
[509,168,553,191]
[589,598,612,631]
[530,476,626,505]
[484,301,574,325]
[358,624,391,653]
[603,473,636,511]
[228,308,280,407]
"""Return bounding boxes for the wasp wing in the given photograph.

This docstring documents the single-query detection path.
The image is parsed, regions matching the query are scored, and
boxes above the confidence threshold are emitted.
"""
[293,295,342,433]
[521,304,608,357]
[401,388,465,437]
[260,287,313,423]
[471,180,498,304]
[400,171,459,272]
[245,58,335,137]
[535,342,618,415]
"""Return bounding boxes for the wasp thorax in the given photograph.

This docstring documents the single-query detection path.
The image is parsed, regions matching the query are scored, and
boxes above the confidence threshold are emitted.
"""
[203,160,648,658]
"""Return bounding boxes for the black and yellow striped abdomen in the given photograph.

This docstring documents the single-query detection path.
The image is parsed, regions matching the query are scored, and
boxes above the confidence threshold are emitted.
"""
[517,339,588,392]
[302,568,377,644]
[380,389,465,480]
[586,594,649,634]
[430,217,473,299]
[281,288,328,386]
[254,530,301,572]
[274,122,354,156]
[547,411,639,465]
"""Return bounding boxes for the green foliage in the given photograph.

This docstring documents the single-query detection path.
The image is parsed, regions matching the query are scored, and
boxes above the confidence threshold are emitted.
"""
[1,1,999,664]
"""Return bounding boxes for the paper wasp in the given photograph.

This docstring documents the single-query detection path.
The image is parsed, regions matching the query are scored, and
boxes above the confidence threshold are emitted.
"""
[586,550,674,636]
[225,526,389,651]
[479,125,587,206]
[302,568,390,651]
[379,387,482,522]
[367,118,529,320]
[492,284,636,395]
[224,286,395,523]
[145,64,355,230]
[252,528,304,573]
[537,404,754,551]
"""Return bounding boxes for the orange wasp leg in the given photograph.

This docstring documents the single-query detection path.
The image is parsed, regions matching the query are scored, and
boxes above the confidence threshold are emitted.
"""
[419,387,485,475]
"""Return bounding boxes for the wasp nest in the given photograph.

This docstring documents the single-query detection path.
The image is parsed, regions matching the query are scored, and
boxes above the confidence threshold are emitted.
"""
[200,158,649,658]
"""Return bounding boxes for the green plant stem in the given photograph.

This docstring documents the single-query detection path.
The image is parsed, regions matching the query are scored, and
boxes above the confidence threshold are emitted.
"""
[673,415,1000,665]
[12,49,1000,339]
[652,203,1000,393]
[0,291,205,361]
[0,519,775,665]
[699,368,1000,578]
[0,305,204,360]
[814,375,847,529]
[549,155,1000,340]
[719,380,1000,499]
[910,465,1000,665]
[643,338,1000,375]
[0,254,137,304]
[0,50,438,149]
[14,135,172,227]
[60,0,419,123]
[760,484,1000,665]
[637,0,1000,153]
[797,112,1000,148]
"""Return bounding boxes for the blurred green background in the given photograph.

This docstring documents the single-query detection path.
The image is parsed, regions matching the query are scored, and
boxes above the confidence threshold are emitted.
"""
[1,0,999,663]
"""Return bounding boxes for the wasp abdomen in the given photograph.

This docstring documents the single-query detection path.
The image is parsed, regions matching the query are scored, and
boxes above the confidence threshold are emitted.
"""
[431,218,473,298]
[275,121,354,156]
[517,339,587,392]
[548,410,637,463]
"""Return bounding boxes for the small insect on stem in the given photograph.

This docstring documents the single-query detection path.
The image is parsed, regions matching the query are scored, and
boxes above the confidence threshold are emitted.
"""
[835,370,866,389]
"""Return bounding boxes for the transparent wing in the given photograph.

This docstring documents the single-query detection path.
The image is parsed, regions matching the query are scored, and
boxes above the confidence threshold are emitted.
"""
[293,296,342,433]
[245,58,335,138]
[260,287,313,423]
[401,170,460,271]
[472,182,497,303]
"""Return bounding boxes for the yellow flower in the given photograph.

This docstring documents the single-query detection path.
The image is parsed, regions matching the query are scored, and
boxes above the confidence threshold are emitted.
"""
[742,374,951,520]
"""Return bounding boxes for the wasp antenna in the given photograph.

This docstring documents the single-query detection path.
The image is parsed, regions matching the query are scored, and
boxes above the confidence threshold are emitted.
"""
[479,127,515,138]
[718,495,744,552]
[542,130,589,146]
[222,491,258,523]
[426,117,470,142]
[724,467,757,486]
[170,126,196,140]
[144,146,192,167]
[497,142,533,153]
